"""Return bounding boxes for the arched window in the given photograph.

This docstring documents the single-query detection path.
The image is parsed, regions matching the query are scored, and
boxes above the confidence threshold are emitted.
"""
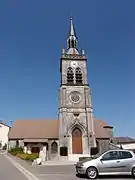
[75,67,83,85]
[72,127,82,138]
[71,39,74,48]
[68,39,71,48]
[51,141,58,154]
[67,67,74,84]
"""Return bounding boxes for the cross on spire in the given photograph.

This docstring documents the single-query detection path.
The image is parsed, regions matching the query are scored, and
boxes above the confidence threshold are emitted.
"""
[69,16,76,37]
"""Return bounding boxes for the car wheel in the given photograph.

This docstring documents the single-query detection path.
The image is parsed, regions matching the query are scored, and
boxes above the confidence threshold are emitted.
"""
[86,166,98,179]
[132,167,135,178]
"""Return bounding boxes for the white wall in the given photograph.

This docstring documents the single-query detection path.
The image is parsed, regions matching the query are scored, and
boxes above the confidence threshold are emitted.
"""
[0,123,10,148]
[117,143,135,150]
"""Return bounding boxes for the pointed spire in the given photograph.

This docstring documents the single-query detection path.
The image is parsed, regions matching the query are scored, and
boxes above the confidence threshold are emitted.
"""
[69,16,75,36]
[66,17,79,55]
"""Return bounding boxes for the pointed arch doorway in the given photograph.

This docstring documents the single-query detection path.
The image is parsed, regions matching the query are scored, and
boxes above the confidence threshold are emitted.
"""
[72,127,82,154]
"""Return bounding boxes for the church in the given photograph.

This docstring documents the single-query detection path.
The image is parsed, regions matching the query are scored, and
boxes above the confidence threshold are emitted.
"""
[8,17,114,161]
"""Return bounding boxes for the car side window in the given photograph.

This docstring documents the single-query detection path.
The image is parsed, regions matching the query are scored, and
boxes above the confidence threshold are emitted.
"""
[102,151,119,160]
[119,151,133,159]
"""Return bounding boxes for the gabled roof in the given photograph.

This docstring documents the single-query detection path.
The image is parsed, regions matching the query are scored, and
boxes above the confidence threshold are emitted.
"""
[8,119,58,139]
[8,118,112,140]
[0,120,11,128]
[94,119,112,139]
[114,136,135,144]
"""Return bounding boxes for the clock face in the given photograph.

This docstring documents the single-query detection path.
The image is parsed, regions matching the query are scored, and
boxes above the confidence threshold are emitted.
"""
[70,61,78,68]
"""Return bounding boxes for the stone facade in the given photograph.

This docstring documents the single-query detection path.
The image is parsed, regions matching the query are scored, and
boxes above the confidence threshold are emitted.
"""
[58,18,97,161]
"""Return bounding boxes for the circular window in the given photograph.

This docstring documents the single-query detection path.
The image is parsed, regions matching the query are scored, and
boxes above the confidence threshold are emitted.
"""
[70,91,80,103]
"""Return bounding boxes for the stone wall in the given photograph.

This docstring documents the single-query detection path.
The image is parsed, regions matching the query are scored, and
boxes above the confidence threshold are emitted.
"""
[96,139,110,155]
[48,140,59,160]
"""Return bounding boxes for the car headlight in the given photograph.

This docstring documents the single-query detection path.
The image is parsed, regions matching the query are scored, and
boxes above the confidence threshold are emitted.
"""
[77,162,84,167]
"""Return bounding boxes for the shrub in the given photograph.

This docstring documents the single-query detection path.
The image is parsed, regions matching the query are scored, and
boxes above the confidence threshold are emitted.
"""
[9,147,23,156]
[9,147,39,161]
[16,153,28,159]
[16,153,39,161]
[26,153,39,161]
[10,147,23,152]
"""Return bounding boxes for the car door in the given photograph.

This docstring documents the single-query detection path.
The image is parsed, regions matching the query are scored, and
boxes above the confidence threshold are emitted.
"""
[98,151,121,173]
[118,150,134,173]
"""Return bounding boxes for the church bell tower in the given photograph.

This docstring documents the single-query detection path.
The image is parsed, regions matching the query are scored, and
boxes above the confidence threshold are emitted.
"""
[58,17,96,159]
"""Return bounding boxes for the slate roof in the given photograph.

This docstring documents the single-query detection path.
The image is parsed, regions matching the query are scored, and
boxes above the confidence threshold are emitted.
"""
[114,136,135,144]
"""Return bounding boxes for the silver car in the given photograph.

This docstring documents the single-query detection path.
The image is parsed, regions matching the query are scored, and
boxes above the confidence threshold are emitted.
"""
[75,149,135,179]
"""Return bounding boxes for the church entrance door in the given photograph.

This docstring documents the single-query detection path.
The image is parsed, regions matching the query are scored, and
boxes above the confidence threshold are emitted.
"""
[72,127,82,154]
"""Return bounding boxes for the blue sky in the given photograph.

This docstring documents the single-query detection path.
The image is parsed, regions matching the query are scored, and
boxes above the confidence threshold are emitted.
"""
[0,0,135,137]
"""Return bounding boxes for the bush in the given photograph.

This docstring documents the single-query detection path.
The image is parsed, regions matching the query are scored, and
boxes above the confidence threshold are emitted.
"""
[16,153,39,161]
[9,147,23,156]
[26,153,39,161]
[9,147,39,161]
[9,147,23,152]
[16,153,28,159]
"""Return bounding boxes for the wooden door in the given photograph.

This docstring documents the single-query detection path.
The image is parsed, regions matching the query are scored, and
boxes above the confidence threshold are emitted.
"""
[72,127,82,154]
[31,147,40,154]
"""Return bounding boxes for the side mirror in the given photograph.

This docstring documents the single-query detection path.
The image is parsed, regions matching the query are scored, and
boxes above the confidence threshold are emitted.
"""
[100,158,105,162]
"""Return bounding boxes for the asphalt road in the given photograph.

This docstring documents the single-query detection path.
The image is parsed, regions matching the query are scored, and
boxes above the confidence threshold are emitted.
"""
[0,153,28,180]
[30,165,134,180]
[1,153,134,180]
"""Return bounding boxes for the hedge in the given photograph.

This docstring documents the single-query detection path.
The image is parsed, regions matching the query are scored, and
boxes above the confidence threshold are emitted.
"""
[16,153,39,161]
[8,147,39,161]
[9,147,24,156]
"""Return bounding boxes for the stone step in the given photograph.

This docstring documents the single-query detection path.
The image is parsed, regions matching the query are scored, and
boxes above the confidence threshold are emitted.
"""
[42,160,76,166]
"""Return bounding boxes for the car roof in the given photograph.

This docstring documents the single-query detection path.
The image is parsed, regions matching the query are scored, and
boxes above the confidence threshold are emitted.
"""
[105,149,133,153]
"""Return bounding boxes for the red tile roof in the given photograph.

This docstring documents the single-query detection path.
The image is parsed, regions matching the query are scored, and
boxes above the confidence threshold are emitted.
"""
[9,118,112,140]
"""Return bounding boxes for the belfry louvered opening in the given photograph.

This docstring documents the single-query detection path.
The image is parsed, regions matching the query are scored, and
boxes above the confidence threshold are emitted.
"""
[67,67,74,84]
[75,67,83,85]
